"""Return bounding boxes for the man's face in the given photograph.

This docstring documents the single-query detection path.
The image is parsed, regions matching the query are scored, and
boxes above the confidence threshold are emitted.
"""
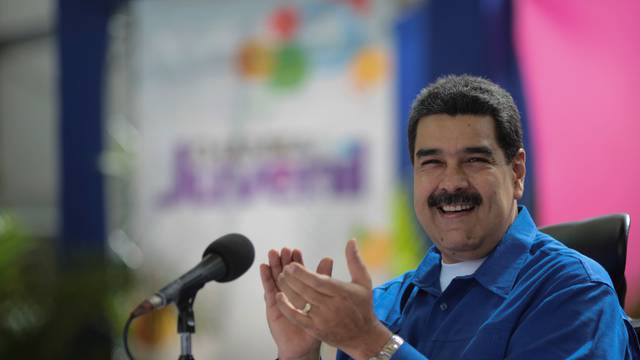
[413,114,525,263]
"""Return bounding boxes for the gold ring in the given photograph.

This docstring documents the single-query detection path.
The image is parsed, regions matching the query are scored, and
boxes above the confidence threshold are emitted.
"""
[302,302,312,314]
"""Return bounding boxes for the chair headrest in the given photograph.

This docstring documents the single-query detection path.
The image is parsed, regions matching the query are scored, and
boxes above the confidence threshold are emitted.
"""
[540,213,630,307]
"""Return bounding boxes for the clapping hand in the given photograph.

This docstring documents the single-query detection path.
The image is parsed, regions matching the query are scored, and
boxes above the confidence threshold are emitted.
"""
[260,247,333,360]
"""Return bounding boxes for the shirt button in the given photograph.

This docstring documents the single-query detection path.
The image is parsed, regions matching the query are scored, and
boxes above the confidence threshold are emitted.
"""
[440,302,448,311]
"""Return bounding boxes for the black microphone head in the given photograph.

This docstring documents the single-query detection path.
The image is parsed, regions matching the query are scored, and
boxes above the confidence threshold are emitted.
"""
[203,233,254,282]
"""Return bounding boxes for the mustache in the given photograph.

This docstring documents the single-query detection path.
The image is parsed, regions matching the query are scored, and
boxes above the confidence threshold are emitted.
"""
[427,190,483,208]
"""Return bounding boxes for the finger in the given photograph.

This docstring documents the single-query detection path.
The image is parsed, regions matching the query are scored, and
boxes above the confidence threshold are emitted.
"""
[275,292,314,328]
[282,266,331,305]
[283,263,341,296]
[259,264,278,306]
[292,248,305,265]
[281,247,293,267]
[346,239,372,288]
[316,257,333,277]
[260,264,277,293]
[268,249,283,285]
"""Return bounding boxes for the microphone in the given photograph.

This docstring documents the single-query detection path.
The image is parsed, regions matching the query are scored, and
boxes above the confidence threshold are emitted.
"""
[131,233,254,318]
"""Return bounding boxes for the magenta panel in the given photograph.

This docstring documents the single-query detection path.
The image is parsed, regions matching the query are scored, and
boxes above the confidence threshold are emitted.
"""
[515,0,640,312]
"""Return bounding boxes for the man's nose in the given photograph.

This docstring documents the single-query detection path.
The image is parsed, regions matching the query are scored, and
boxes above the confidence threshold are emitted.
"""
[439,165,469,192]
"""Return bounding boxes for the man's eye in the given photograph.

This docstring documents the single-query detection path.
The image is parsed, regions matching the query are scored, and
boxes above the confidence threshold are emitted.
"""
[420,159,442,167]
[467,157,490,163]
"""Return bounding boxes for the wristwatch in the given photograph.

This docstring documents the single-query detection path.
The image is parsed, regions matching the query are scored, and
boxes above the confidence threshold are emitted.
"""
[368,334,404,360]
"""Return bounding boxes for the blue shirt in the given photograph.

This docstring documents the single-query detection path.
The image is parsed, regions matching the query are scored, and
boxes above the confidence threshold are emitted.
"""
[337,207,640,359]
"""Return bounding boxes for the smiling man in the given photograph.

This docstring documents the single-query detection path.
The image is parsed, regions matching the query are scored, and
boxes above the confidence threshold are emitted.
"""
[260,75,640,359]
[412,112,525,264]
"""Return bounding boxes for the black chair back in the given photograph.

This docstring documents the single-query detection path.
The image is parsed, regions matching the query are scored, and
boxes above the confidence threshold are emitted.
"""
[539,214,629,308]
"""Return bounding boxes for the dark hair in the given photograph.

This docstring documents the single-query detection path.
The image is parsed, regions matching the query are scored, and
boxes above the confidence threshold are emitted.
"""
[408,74,523,164]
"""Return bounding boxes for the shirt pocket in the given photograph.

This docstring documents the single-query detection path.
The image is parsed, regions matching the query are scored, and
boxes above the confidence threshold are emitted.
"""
[460,325,512,360]
[428,322,511,359]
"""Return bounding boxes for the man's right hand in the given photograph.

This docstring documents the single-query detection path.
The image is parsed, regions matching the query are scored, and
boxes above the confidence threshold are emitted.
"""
[260,247,333,360]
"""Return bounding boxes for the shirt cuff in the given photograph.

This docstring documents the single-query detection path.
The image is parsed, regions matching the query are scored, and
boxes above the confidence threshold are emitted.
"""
[390,342,428,360]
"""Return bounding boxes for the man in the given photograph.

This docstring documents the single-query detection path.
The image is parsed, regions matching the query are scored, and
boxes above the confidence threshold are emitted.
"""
[259,75,640,359]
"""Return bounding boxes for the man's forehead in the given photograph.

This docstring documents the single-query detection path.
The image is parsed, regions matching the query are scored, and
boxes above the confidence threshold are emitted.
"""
[415,114,498,146]
[416,145,494,155]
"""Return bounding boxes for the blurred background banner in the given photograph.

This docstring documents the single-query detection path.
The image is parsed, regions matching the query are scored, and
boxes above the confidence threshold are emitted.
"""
[129,0,395,358]
[1,0,638,358]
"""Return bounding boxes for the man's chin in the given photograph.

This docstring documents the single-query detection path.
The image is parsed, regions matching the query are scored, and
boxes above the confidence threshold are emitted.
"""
[434,228,481,248]
[437,240,485,261]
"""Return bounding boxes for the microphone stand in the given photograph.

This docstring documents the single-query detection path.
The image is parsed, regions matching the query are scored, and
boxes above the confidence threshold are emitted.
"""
[176,287,200,360]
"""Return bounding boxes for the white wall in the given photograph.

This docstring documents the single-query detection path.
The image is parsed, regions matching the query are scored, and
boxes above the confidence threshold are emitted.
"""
[0,0,57,236]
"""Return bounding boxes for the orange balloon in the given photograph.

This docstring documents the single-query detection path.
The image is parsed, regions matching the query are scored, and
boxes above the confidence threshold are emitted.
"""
[235,40,274,79]
[351,47,388,90]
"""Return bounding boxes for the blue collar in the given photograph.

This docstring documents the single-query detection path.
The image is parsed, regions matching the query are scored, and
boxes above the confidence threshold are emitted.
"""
[412,206,537,297]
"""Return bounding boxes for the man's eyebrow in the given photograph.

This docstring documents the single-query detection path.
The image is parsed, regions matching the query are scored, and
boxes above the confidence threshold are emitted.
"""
[415,148,441,158]
[463,146,494,157]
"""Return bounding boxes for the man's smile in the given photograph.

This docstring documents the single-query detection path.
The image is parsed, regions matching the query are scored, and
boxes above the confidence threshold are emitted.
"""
[439,203,475,213]
[436,203,477,220]
[428,189,482,218]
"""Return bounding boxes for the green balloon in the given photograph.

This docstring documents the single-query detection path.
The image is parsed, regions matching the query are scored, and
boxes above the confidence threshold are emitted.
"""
[271,44,307,89]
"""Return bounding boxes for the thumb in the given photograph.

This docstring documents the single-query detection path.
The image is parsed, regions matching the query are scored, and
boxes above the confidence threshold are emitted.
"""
[346,239,371,288]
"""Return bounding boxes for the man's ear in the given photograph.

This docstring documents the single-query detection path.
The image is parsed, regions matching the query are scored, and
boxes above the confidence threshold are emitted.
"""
[512,149,526,200]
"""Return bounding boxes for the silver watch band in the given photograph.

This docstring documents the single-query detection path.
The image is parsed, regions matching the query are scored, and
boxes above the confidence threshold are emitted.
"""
[368,334,404,360]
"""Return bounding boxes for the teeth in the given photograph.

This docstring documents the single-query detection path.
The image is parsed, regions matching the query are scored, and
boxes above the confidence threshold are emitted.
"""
[441,204,474,212]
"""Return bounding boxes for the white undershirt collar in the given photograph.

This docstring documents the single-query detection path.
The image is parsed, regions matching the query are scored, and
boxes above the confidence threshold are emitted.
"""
[439,257,487,292]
